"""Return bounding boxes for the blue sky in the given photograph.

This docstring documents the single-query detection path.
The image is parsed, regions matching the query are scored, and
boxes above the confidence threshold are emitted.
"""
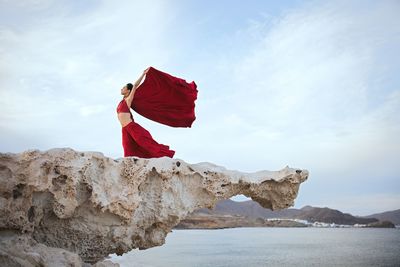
[1,0,399,216]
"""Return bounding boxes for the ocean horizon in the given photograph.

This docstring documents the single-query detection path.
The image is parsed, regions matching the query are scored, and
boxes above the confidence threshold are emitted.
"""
[109,227,400,267]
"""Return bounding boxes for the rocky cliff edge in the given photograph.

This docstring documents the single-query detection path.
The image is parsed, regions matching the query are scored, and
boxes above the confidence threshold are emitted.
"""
[0,148,308,266]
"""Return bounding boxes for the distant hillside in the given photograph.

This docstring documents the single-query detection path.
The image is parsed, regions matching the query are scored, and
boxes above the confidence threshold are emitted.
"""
[362,209,400,225]
[195,199,395,225]
[174,213,308,229]
[294,207,377,225]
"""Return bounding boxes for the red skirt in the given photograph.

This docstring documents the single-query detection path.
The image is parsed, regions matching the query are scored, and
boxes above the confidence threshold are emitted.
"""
[122,120,175,158]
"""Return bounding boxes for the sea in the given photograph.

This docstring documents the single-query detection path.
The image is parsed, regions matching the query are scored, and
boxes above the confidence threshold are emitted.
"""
[108,227,400,267]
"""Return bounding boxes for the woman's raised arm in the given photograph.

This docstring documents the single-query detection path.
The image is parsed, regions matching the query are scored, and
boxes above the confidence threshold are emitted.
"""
[126,67,150,104]
[133,67,150,89]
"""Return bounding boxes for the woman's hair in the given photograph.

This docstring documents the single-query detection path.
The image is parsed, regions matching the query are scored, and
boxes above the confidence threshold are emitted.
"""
[126,83,133,91]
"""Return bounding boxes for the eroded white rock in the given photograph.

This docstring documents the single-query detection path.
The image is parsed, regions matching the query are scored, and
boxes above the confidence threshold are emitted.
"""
[0,148,308,265]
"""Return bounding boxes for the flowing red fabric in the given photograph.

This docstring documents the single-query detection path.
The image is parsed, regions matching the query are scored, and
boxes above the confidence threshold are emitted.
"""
[121,121,175,158]
[131,66,198,127]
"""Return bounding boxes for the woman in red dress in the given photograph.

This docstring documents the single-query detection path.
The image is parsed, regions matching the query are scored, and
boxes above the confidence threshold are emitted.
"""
[116,67,175,158]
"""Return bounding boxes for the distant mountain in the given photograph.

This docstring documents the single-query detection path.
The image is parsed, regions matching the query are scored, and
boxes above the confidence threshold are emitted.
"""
[362,209,400,225]
[294,206,377,225]
[194,199,396,225]
[299,205,314,212]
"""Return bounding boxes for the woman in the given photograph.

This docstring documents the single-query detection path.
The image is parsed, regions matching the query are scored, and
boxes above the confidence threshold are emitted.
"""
[116,67,175,158]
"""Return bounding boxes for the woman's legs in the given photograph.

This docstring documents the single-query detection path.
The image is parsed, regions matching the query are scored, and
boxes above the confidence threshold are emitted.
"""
[122,121,175,158]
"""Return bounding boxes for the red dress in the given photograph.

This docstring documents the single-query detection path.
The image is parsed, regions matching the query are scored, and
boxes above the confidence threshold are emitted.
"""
[117,66,198,158]
[117,99,175,158]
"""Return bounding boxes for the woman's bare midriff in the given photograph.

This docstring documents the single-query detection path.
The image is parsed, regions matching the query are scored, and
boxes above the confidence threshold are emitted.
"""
[118,113,133,128]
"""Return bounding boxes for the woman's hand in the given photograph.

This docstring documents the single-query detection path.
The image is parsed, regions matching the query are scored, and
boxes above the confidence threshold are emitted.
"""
[143,67,150,74]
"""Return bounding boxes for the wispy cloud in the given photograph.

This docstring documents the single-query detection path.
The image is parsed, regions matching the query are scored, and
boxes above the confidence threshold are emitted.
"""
[202,1,400,173]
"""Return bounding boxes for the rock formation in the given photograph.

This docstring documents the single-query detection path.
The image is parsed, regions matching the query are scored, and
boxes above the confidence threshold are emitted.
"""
[174,210,308,229]
[0,148,308,266]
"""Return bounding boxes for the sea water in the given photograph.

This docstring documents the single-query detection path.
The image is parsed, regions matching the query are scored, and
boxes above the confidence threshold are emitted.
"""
[108,227,400,267]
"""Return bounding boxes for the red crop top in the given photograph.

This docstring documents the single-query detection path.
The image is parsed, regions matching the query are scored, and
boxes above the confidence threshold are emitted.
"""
[116,99,131,113]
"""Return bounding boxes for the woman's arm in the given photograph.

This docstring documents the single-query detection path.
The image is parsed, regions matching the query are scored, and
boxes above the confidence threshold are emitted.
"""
[126,67,150,105]
[133,72,146,90]
[133,67,150,89]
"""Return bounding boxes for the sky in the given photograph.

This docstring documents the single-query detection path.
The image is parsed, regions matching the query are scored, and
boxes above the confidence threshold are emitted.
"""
[1,0,399,216]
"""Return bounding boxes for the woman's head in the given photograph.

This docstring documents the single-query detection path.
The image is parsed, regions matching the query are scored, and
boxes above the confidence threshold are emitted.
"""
[121,83,133,96]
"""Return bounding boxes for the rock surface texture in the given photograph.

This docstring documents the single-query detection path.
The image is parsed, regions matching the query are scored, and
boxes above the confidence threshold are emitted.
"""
[0,148,308,266]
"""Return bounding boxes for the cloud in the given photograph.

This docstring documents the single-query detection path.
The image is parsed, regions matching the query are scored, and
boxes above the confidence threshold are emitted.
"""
[204,0,400,173]
[219,1,400,211]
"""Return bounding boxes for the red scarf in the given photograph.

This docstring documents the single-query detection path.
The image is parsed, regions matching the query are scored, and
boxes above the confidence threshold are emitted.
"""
[131,67,198,127]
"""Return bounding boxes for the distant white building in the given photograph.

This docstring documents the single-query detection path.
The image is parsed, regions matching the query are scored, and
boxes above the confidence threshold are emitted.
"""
[353,223,367,228]
[266,218,366,228]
